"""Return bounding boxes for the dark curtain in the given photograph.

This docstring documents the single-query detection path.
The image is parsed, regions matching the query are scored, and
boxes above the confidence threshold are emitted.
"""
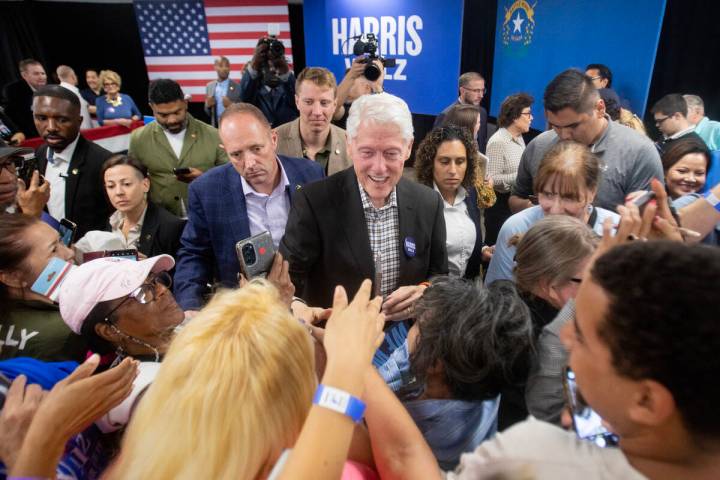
[0,2,47,92]
[288,3,306,74]
[644,0,720,140]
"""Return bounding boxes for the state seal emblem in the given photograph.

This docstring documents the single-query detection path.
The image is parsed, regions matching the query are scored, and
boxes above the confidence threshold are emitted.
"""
[502,0,537,47]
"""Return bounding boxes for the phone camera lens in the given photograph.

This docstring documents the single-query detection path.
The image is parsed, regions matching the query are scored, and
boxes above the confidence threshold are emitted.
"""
[242,244,257,266]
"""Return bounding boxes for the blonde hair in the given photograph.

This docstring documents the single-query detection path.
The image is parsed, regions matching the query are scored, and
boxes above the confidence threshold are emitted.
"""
[109,281,316,479]
[533,141,600,202]
[618,108,647,136]
[99,70,122,89]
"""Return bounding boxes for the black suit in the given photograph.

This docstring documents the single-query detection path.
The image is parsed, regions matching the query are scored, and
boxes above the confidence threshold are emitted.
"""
[434,101,489,154]
[280,168,448,308]
[37,135,113,238]
[106,201,185,259]
[2,80,37,137]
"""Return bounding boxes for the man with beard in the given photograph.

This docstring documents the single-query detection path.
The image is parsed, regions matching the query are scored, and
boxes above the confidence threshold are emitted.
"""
[129,79,227,217]
[204,56,241,127]
[33,85,112,236]
[274,67,351,175]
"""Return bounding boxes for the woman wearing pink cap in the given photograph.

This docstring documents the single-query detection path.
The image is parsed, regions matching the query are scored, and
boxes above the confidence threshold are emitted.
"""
[58,254,184,363]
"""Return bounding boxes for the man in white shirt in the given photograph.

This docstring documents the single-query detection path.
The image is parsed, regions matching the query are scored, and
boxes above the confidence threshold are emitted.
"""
[364,241,720,480]
[32,85,111,237]
[56,65,93,130]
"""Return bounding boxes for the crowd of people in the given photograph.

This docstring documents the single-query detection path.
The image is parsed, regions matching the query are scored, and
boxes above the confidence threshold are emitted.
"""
[1,36,720,480]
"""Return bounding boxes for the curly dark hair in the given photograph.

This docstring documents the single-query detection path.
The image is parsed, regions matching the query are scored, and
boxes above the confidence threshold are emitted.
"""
[410,278,533,401]
[591,241,720,439]
[497,93,534,128]
[415,125,481,194]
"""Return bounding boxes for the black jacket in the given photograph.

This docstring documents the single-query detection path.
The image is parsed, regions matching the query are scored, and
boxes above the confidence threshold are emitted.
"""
[37,135,113,238]
[2,80,37,137]
[134,201,186,259]
[280,168,448,308]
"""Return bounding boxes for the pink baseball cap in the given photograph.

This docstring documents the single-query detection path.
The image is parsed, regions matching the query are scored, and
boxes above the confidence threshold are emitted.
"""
[59,255,175,334]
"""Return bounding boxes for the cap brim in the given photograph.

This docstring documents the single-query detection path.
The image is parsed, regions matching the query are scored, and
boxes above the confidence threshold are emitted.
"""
[0,146,33,157]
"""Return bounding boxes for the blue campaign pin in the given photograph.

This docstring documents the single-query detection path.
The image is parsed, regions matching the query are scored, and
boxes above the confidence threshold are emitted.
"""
[404,237,416,258]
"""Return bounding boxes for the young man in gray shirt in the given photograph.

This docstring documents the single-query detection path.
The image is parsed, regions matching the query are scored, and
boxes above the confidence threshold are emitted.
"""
[509,69,662,213]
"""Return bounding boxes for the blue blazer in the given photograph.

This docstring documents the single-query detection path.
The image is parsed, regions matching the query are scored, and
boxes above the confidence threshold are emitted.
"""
[463,188,485,280]
[174,155,324,310]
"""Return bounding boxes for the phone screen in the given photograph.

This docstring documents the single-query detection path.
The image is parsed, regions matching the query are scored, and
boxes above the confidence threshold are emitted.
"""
[564,368,619,448]
[59,218,77,247]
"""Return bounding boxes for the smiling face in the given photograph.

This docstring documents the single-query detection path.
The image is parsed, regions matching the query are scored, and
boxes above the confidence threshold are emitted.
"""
[220,112,279,195]
[104,164,149,214]
[432,140,468,200]
[21,63,47,90]
[295,80,336,135]
[665,152,707,199]
[86,70,99,90]
[349,121,411,208]
[32,96,82,152]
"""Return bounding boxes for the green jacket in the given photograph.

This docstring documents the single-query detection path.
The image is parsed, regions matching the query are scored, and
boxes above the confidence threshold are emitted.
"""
[129,114,228,216]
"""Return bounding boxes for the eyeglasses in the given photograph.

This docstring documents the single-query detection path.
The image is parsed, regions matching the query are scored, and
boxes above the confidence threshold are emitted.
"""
[589,75,602,81]
[462,87,486,95]
[103,82,118,87]
[103,271,173,324]
[654,116,671,126]
[520,111,533,117]
[0,156,24,174]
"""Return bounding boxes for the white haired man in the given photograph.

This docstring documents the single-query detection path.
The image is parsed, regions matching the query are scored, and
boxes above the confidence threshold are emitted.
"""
[280,92,448,363]
[684,94,720,151]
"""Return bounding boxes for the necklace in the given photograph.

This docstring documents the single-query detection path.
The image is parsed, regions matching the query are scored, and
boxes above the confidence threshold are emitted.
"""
[107,95,123,107]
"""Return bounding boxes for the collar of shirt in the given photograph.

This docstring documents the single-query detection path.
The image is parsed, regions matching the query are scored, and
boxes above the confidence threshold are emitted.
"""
[668,125,696,140]
[589,114,613,154]
[497,127,525,146]
[109,204,148,232]
[433,183,467,207]
[240,157,290,199]
[358,179,398,212]
[49,134,80,166]
[59,82,80,95]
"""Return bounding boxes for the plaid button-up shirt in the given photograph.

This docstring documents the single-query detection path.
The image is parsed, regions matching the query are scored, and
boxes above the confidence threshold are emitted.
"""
[358,182,401,298]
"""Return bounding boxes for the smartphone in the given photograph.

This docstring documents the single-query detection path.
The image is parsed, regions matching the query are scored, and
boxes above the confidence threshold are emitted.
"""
[0,372,11,410]
[59,218,78,246]
[236,231,276,279]
[17,156,44,186]
[173,167,191,176]
[83,249,139,263]
[562,368,619,448]
[30,257,75,302]
[630,190,656,213]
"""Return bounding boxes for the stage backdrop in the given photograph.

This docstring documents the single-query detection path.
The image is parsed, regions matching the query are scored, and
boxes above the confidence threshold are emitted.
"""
[133,0,293,102]
[490,0,666,129]
[303,0,464,116]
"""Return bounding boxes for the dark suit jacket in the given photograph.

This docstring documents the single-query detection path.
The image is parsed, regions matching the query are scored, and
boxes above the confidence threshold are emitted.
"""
[174,155,324,310]
[36,135,113,238]
[105,201,185,259]
[280,168,449,308]
[463,188,485,280]
[2,80,37,137]
[434,101,489,154]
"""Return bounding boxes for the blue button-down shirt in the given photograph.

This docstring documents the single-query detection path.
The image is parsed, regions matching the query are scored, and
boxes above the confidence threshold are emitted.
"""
[214,79,229,123]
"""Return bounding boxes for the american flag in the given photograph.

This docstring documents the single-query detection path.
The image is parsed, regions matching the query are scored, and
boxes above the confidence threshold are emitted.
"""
[133,0,293,102]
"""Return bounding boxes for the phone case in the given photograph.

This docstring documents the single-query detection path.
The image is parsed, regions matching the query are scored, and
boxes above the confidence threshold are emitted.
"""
[30,257,75,302]
[236,231,276,279]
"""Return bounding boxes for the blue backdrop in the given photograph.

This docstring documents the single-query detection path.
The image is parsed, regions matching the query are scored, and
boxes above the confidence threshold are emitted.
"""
[303,0,464,116]
[491,0,666,130]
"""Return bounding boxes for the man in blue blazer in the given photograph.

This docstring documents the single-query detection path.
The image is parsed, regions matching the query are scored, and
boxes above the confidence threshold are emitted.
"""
[174,103,324,311]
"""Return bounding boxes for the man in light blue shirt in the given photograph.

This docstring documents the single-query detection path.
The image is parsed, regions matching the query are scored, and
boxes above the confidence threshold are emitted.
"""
[204,57,240,127]
[685,94,720,151]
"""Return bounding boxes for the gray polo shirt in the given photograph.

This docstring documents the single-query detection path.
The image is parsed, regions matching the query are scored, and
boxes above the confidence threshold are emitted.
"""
[511,118,663,211]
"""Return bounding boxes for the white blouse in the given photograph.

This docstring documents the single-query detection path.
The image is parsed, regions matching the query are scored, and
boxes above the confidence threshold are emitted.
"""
[434,184,477,277]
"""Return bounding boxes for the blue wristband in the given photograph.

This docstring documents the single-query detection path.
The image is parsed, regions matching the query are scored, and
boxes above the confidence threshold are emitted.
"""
[704,191,720,213]
[313,384,366,422]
